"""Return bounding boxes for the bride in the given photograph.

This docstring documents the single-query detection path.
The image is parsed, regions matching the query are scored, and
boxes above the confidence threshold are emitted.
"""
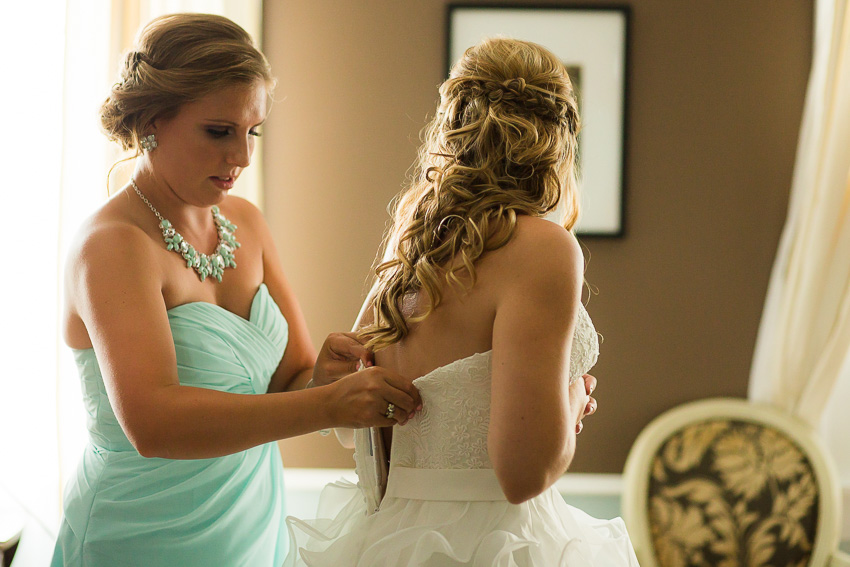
[285,37,639,566]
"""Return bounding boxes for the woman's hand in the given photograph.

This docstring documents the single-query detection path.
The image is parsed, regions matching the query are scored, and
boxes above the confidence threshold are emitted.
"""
[576,374,598,434]
[312,332,374,387]
[324,366,422,428]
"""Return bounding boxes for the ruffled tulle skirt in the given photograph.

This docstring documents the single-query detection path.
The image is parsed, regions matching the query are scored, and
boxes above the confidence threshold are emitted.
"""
[284,467,639,566]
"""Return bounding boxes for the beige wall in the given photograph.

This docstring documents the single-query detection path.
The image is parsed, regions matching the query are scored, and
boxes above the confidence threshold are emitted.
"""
[263,0,813,472]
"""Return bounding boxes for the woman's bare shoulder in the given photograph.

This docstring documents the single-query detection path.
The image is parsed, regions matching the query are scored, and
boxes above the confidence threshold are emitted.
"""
[491,215,583,274]
[66,195,159,284]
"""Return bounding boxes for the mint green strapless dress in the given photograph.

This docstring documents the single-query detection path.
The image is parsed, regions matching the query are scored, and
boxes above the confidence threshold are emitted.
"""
[51,284,290,566]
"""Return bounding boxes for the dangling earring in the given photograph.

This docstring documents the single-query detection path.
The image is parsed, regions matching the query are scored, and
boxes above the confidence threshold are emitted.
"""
[140,134,158,152]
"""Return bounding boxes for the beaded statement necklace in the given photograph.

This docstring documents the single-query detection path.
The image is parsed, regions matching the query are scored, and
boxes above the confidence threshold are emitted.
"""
[130,178,241,282]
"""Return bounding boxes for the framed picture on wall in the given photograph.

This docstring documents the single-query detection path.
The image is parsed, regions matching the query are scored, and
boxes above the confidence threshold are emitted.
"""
[447,4,630,237]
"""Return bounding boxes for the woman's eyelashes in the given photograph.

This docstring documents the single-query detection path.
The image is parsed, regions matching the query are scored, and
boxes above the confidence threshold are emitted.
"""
[206,127,229,138]
[205,126,263,138]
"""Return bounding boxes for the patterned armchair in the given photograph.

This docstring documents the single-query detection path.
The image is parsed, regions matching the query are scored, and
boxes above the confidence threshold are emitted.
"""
[623,398,850,567]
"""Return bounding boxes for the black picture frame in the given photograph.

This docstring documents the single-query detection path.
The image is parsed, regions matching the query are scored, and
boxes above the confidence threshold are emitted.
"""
[447,4,630,237]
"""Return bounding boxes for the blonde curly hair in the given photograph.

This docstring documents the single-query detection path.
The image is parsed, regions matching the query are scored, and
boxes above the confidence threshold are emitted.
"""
[360,37,581,351]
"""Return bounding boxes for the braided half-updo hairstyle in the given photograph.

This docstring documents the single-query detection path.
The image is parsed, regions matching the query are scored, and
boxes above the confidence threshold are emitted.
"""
[100,13,275,153]
[360,37,581,351]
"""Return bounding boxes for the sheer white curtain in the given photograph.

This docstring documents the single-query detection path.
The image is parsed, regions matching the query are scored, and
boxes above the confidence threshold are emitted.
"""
[1,0,263,540]
[748,0,850,539]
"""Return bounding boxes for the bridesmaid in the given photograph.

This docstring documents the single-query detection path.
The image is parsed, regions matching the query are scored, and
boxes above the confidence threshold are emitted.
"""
[51,13,420,567]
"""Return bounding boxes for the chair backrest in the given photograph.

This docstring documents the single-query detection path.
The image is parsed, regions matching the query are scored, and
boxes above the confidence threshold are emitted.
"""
[622,398,843,567]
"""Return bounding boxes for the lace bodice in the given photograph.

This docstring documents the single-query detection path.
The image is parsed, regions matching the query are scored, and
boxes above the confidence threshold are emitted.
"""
[389,304,599,470]
[305,304,639,564]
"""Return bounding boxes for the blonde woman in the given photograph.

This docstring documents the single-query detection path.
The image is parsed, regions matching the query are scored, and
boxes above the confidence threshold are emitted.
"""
[285,38,638,566]
[51,14,421,567]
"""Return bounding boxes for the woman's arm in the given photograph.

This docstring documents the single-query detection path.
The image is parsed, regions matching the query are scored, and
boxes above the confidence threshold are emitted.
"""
[69,221,419,460]
[488,218,589,504]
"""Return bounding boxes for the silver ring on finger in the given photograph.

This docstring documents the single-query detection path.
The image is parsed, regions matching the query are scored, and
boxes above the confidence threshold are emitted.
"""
[384,402,395,419]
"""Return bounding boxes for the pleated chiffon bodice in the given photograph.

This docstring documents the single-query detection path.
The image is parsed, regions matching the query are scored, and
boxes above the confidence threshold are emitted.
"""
[73,283,288,452]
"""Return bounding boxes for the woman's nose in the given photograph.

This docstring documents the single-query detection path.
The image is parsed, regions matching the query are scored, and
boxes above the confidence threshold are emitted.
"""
[227,137,252,167]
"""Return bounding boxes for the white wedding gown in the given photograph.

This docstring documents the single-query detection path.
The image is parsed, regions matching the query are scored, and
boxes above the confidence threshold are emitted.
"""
[284,305,639,566]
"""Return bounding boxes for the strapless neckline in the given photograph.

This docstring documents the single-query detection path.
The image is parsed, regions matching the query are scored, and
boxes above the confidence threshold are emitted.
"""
[70,284,270,352]
[167,283,268,323]
[412,351,492,384]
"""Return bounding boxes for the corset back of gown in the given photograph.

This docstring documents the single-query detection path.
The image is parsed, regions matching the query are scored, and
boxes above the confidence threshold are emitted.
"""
[289,303,639,566]
[390,304,599,470]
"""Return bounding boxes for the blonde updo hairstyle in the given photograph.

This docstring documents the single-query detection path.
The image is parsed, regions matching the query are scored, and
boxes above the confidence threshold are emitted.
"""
[361,37,581,351]
[100,13,275,152]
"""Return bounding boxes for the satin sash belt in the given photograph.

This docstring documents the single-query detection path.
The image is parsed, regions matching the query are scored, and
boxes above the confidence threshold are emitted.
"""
[384,466,508,502]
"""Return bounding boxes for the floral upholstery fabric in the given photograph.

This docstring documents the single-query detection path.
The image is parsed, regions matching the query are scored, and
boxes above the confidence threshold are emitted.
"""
[648,419,819,567]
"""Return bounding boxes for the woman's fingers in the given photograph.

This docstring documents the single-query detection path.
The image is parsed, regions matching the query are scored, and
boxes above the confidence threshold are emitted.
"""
[377,369,422,410]
[329,366,422,428]
[323,359,363,379]
[585,396,597,417]
[329,332,373,366]
[379,387,420,424]
[365,366,422,425]
[583,374,597,396]
[580,374,598,429]
[568,375,589,424]
[314,333,376,387]
[365,367,421,424]
[376,400,410,426]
